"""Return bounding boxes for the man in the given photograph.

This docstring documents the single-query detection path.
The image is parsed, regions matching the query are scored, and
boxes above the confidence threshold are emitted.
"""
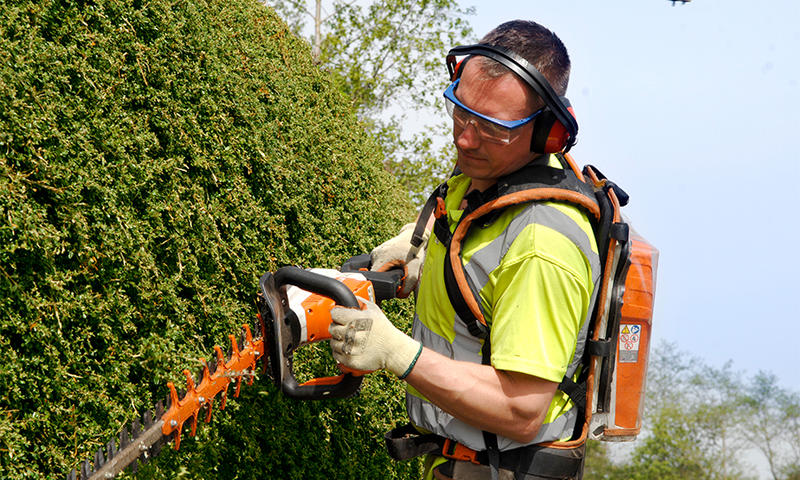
[329,20,599,480]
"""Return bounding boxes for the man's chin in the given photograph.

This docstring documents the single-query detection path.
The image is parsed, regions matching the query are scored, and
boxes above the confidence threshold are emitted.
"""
[457,153,487,175]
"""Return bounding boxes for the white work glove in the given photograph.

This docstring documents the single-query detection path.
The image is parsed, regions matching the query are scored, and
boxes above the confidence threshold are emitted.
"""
[329,299,423,379]
[370,222,429,298]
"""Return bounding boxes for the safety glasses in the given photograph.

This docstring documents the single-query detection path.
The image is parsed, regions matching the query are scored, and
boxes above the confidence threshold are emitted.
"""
[443,79,543,145]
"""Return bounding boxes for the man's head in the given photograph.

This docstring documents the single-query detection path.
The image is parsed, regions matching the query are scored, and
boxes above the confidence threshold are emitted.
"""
[445,21,573,191]
[477,20,571,97]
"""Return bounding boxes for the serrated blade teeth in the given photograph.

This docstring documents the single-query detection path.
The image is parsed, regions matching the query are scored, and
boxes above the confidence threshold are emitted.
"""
[132,418,142,437]
[143,409,153,427]
[106,439,117,460]
[94,447,105,468]
[67,468,77,480]
[156,400,165,418]
[81,459,91,478]
[120,427,131,448]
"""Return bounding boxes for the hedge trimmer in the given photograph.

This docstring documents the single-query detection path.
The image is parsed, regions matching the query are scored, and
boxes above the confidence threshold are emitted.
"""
[67,257,403,480]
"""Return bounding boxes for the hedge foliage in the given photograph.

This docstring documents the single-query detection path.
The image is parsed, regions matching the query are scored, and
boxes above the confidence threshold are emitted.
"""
[0,0,419,478]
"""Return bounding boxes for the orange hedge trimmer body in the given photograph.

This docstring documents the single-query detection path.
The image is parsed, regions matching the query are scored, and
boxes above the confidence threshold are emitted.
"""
[68,258,402,480]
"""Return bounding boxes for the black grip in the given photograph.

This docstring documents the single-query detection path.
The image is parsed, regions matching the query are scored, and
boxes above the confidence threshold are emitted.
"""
[340,253,371,272]
[273,266,360,308]
[280,373,364,401]
[340,254,404,302]
[266,266,362,400]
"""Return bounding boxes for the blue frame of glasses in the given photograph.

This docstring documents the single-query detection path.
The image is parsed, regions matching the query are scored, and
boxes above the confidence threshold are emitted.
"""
[443,79,543,130]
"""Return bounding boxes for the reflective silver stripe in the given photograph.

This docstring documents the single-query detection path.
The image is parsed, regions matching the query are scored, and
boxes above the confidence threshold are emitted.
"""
[407,388,580,450]
[411,312,452,357]
[407,393,487,451]
[530,404,580,444]
[567,283,599,378]
[464,203,600,296]
[411,312,482,364]
[409,288,590,449]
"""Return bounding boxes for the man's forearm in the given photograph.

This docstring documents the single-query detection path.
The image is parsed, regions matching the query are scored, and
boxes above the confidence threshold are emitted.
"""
[404,347,558,444]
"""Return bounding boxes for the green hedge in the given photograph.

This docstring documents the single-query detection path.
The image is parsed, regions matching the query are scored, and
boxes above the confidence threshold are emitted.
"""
[0,0,419,478]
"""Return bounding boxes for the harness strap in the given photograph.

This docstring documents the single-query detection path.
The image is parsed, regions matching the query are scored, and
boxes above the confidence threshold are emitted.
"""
[483,431,501,480]
[429,157,605,407]
[384,424,585,478]
[557,377,586,419]
[446,187,601,334]
[383,423,444,461]
[480,338,500,479]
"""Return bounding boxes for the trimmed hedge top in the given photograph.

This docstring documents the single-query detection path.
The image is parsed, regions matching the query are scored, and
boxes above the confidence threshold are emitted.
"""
[0,0,417,478]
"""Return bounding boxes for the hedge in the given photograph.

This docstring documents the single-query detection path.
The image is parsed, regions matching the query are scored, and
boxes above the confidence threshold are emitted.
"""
[0,0,419,478]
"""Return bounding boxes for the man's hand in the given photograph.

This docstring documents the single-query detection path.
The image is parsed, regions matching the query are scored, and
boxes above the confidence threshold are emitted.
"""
[370,223,428,298]
[329,299,422,378]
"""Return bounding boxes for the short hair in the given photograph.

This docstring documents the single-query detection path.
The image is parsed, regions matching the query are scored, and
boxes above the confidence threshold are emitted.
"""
[476,20,571,96]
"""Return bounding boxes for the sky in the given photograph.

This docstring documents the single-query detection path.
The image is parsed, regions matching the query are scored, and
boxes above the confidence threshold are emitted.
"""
[458,0,800,392]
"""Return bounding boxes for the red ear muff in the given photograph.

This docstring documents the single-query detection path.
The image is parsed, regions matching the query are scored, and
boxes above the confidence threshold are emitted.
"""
[531,98,576,154]
[447,56,471,81]
[452,59,464,80]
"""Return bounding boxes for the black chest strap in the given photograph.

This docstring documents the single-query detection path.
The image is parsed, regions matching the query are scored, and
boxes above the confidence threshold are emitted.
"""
[431,156,601,341]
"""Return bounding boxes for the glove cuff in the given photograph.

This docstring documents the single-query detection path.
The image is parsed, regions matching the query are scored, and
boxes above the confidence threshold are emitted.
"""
[385,335,423,378]
[398,343,423,379]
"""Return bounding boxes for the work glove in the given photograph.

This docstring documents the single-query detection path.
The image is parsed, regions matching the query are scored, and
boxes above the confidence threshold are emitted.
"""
[370,222,429,298]
[329,299,423,379]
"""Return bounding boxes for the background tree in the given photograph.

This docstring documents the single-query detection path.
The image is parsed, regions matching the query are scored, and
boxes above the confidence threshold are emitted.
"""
[738,372,800,480]
[264,0,476,205]
[583,342,800,480]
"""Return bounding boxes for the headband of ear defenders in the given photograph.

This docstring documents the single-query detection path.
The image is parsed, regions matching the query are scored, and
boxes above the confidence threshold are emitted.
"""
[446,43,578,151]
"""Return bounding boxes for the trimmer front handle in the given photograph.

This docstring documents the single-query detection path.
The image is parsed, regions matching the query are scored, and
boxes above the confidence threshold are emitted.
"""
[258,266,364,400]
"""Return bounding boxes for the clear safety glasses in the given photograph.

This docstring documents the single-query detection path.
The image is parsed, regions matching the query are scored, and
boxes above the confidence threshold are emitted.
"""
[443,79,543,145]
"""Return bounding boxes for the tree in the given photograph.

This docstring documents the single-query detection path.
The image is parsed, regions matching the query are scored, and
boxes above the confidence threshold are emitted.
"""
[584,342,762,480]
[591,342,800,480]
[263,0,476,204]
[781,392,800,479]
[738,372,800,480]
[584,439,626,479]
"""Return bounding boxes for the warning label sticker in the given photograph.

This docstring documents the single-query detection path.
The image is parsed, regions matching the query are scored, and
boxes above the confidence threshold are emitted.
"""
[619,324,641,363]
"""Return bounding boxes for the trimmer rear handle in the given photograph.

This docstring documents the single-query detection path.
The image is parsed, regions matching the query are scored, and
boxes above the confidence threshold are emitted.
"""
[340,254,404,302]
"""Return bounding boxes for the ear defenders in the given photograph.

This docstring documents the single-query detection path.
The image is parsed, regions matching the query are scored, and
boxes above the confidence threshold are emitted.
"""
[446,44,578,153]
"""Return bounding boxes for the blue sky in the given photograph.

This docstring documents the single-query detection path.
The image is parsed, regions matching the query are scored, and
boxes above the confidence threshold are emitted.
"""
[461,0,800,390]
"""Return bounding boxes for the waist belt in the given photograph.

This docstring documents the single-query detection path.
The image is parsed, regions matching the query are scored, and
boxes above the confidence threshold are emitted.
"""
[384,424,584,479]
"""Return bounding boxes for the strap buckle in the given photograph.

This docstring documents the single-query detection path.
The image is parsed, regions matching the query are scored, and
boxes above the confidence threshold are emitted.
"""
[434,197,447,219]
[442,438,480,465]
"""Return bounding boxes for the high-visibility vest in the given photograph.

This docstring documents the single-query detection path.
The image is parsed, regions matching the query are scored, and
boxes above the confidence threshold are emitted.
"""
[396,152,659,477]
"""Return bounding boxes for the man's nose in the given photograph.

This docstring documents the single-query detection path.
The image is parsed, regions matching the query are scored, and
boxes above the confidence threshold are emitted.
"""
[455,119,481,150]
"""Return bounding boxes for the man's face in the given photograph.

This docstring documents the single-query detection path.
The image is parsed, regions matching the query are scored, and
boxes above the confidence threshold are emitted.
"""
[451,61,541,192]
